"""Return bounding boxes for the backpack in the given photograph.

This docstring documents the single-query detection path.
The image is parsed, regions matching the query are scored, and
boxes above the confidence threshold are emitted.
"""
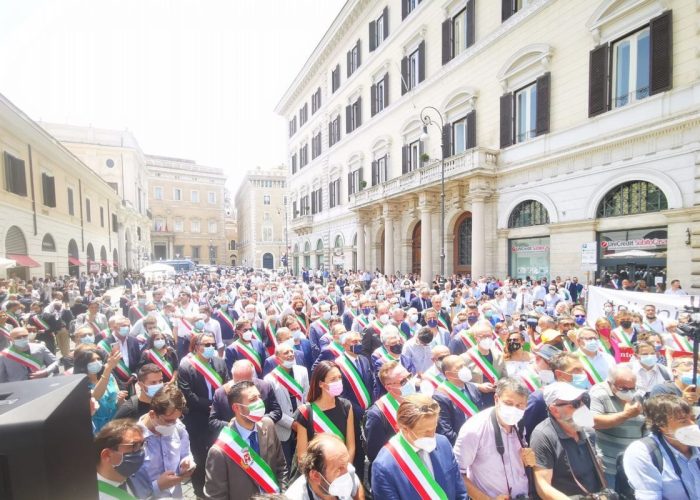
[615,436,663,500]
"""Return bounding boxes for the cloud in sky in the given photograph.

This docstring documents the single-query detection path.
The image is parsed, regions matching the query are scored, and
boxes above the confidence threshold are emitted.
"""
[0,0,344,192]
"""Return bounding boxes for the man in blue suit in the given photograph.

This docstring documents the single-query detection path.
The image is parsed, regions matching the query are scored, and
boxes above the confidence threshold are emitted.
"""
[224,319,266,376]
[433,354,486,445]
[288,318,314,374]
[371,393,467,500]
[261,327,307,376]
[409,287,433,324]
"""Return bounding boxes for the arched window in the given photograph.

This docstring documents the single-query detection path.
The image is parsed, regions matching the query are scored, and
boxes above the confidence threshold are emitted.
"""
[508,200,550,228]
[596,181,668,218]
[457,214,472,267]
[5,226,27,255]
[41,234,56,252]
[334,235,344,248]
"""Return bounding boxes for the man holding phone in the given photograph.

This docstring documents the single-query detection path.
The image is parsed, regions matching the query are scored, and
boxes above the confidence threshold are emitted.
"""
[98,316,141,391]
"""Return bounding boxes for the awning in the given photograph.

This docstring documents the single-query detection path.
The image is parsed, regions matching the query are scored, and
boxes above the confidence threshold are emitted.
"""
[6,254,41,268]
[68,257,83,266]
[101,259,109,266]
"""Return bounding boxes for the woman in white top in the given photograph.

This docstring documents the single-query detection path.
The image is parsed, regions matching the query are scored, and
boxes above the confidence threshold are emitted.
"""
[504,331,534,377]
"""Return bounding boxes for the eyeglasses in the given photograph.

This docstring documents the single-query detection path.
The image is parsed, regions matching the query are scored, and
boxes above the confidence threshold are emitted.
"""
[117,440,145,453]
[554,398,585,409]
[201,342,216,348]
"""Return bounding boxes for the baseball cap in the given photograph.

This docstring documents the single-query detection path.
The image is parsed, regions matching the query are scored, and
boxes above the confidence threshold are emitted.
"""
[535,344,562,361]
[543,382,586,406]
[540,329,562,343]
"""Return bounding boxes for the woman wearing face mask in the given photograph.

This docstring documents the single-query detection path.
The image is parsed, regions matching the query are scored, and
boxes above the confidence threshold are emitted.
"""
[73,344,128,432]
[140,331,179,383]
[610,311,636,363]
[623,394,700,499]
[504,331,534,377]
[594,317,617,360]
[294,361,356,466]
[371,393,468,500]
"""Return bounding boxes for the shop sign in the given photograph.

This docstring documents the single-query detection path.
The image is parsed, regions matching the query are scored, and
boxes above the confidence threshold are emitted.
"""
[600,238,667,250]
[511,245,549,253]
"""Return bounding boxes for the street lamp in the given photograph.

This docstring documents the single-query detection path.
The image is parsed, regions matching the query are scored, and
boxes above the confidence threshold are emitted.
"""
[419,106,446,280]
[278,199,290,274]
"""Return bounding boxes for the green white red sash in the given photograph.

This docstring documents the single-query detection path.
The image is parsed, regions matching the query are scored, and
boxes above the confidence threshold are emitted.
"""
[437,313,449,331]
[374,346,398,364]
[130,305,145,319]
[88,320,103,336]
[146,349,174,379]
[217,309,235,331]
[31,315,50,331]
[460,332,476,349]
[299,402,344,439]
[213,426,281,494]
[371,320,385,334]
[315,320,330,336]
[467,350,500,384]
[356,315,369,330]
[439,379,479,417]
[1,345,42,372]
[179,317,194,338]
[270,365,304,402]
[376,393,400,432]
[334,354,371,410]
[5,313,19,327]
[251,324,264,343]
[422,372,445,389]
[579,353,604,385]
[97,479,137,500]
[494,337,505,353]
[295,314,308,334]
[188,353,223,389]
[385,434,448,500]
[614,327,633,348]
[0,325,11,340]
[99,341,131,381]
[328,341,344,358]
[670,333,692,353]
[234,341,262,373]
[265,322,277,356]
[520,369,543,392]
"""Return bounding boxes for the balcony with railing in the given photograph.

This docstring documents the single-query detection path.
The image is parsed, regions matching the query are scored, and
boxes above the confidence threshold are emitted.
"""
[289,214,314,235]
[349,147,498,208]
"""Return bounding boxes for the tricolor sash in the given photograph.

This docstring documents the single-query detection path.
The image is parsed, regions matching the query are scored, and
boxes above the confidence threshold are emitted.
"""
[31,315,50,331]
[614,328,633,348]
[579,353,604,385]
[1,345,42,372]
[467,350,500,384]
[270,365,304,403]
[334,354,371,410]
[88,320,103,336]
[99,342,131,381]
[130,306,146,319]
[494,337,506,353]
[460,332,476,350]
[188,353,223,389]
[146,349,174,379]
[670,333,692,353]
[422,372,445,389]
[213,426,281,493]
[356,315,369,330]
[296,314,308,334]
[299,402,344,439]
[0,325,11,340]
[97,480,137,500]
[234,341,262,373]
[328,341,345,358]
[217,310,236,331]
[315,320,330,336]
[179,318,194,338]
[5,314,19,327]
[385,434,448,500]
[249,324,263,343]
[519,369,543,392]
[437,313,449,331]
[264,322,278,357]
[439,379,479,417]
[371,320,385,335]
[374,346,398,364]
[376,393,400,432]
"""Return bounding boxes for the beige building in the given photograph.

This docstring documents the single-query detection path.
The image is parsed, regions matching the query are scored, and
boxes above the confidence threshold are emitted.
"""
[234,165,288,269]
[277,0,700,289]
[0,93,121,280]
[39,123,152,272]
[147,155,227,265]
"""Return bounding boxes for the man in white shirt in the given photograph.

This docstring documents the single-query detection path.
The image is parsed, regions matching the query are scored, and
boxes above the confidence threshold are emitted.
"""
[632,340,671,395]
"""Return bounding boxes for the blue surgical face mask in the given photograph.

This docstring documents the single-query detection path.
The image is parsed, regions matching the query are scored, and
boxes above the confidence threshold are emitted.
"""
[81,335,95,345]
[113,449,145,478]
[400,379,416,397]
[639,354,657,368]
[584,339,600,353]
[680,372,700,386]
[202,346,216,359]
[571,373,591,390]
[535,306,545,314]
[119,326,130,336]
[13,338,29,350]
[195,320,205,330]
[351,344,363,355]
[87,360,103,374]
[154,339,166,350]
[467,316,478,325]
[427,319,438,328]
[574,316,586,326]
[145,382,164,398]
[362,307,372,316]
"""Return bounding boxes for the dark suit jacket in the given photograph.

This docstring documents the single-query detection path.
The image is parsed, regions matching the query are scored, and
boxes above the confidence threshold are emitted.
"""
[208,378,282,437]
[293,339,314,374]
[364,402,397,462]
[178,355,229,436]
[204,418,287,500]
[371,433,467,500]
[338,353,374,418]
[224,339,266,375]
[434,382,485,445]
[103,334,143,386]
[361,324,383,357]
[262,351,306,376]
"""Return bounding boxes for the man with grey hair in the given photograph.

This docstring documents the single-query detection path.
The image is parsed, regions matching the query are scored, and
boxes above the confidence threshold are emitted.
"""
[454,377,535,499]
[371,324,416,387]
[462,320,505,407]
[589,363,644,488]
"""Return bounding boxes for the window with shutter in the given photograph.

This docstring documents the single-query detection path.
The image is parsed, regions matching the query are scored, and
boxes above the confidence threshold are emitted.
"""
[4,152,27,197]
[42,173,56,207]
[500,93,514,148]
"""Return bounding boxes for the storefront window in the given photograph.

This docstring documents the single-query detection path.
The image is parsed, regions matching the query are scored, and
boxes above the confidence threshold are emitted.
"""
[509,237,550,280]
[597,227,667,287]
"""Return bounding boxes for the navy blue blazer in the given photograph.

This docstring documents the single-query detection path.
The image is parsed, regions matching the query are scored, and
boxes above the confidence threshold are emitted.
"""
[293,339,314,374]
[311,347,338,374]
[364,402,396,462]
[224,339,266,375]
[261,351,306,376]
[212,307,238,341]
[339,354,374,418]
[434,381,485,445]
[371,433,467,500]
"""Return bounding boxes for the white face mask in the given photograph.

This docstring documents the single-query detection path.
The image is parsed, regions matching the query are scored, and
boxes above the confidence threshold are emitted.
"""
[245,312,255,321]
[670,424,700,447]
[478,338,493,351]
[155,423,177,437]
[242,330,253,342]
[571,405,595,429]
[539,369,555,385]
[615,388,636,402]
[457,367,472,383]
[379,314,390,324]
[323,466,355,499]
[282,359,295,369]
[499,403,525,426]
[413,435,437,453]
[322,311,331,321]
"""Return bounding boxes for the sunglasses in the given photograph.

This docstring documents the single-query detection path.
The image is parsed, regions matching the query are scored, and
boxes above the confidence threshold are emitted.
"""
[554,398,585,409]
[201,342,216,348]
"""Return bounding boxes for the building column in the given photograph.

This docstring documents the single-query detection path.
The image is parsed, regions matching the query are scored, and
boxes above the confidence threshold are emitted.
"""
[383,204,395,275]
[471,196,485,278]
[420,206,433,284]
[168,237,174,259]
[357,220,366,271]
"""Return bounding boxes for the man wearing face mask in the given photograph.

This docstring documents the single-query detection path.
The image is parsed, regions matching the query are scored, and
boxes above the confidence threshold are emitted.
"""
[462,321,505,408]
[128,292,148,325]
[95,419,148,499]
[135,385,195,498]
[0,327,58,382]
[588,365,644,488]
[650,357,700,407]
[360,302,389,358]
[286,317,315,373]
[420,308,450,348]
[403,326,439,373]
[371,326,415,392]
[264,343,310,467]
[623,394,700,499]
[213,296,238,347]
[225,319,267,376]
[205,381,287,499]
[455,378,535,499]
[433,354,485,444]
[286,433,364,500]
[531,382,602,499]
[372,393,467,499]
[577,327,616,386]
[114,364,165,420]
[310,303,333,358]
[632,340,671,395]
[262,327,308,375]
[99,317,142,391]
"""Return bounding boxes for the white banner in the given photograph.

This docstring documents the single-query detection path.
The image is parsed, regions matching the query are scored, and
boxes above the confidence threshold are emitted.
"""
[586,286,699,322]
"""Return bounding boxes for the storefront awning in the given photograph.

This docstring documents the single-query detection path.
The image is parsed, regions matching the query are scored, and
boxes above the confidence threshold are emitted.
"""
[6,254,41,268]
[68,257,83,266]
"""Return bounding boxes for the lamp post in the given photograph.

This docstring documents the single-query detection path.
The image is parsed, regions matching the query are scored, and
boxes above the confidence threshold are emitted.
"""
[278,200,290,275]
[419,106,446,280]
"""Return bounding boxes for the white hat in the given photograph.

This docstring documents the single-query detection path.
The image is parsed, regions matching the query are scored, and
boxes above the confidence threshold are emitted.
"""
[543,382,586,407]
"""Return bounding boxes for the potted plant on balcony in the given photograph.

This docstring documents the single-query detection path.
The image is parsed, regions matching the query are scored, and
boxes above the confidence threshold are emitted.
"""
[420,152,430,164]
[359,180,367,190]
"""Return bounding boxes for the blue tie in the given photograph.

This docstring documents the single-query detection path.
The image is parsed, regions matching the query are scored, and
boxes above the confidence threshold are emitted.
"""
[249,430,260,454]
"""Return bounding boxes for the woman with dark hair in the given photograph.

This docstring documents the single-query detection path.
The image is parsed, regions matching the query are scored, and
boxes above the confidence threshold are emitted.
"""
[73,343,126,432]
[504,330,534,378]
[293,360,355,463]
[139,329,179,382]
[623,394,700,499]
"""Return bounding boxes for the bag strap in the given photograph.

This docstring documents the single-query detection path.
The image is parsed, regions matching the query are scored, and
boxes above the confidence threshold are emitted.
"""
[641,435,663,473]
[490,409,505,456]
[657,434,692,499]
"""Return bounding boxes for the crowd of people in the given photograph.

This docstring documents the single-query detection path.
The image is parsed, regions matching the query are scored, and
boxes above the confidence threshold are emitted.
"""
[0,269,697,499]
